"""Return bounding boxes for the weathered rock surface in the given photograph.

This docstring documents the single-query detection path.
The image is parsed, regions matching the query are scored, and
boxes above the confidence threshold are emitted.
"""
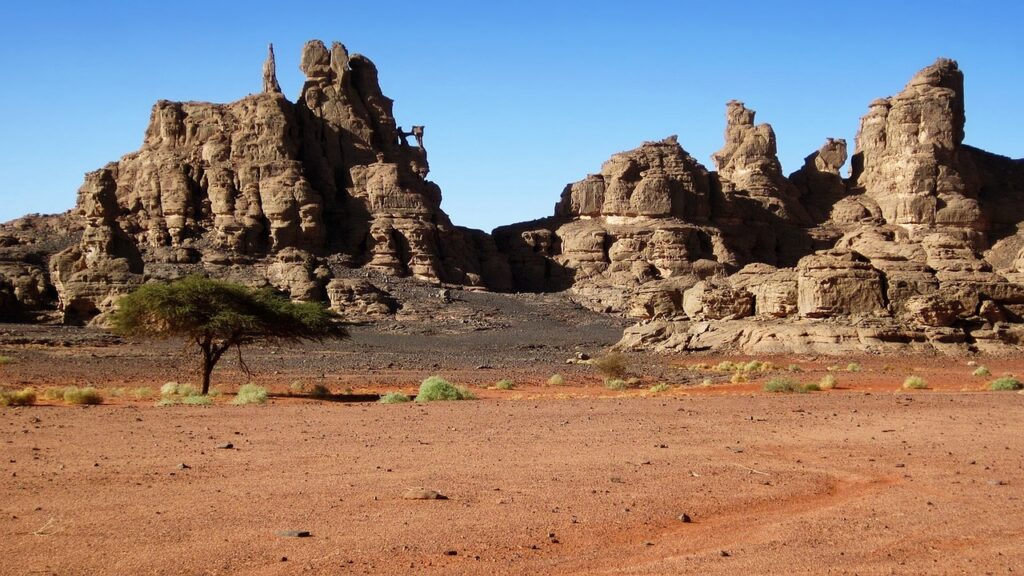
[498,58,1024,355]
[1,40,510,325]
[2,51,1023,356]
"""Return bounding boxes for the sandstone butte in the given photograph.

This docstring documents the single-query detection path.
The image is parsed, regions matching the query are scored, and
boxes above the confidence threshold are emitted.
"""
[2,40,1023,356]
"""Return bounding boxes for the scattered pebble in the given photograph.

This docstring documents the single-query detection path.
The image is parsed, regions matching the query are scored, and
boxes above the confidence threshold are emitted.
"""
[403,488,448,500]
[276,530,311,538]
[678,513,692,523]
[216,443,234,449]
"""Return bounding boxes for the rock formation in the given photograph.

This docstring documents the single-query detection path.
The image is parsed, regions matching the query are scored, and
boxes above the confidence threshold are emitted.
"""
[0,40,510,325]
[499,58,1024,355]
[2,49,1023,355]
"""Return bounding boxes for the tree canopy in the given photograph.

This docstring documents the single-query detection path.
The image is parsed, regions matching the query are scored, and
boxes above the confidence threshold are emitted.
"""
[111,275,345,394]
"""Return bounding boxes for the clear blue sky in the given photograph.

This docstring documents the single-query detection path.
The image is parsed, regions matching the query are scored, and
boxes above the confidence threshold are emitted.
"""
[1,1,1021,232]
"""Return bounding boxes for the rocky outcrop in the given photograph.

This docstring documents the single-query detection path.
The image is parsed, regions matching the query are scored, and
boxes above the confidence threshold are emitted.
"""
[3,49,1024,356]
[326,278,399,320]
[1,40,510,324]
[496,57,1024,355]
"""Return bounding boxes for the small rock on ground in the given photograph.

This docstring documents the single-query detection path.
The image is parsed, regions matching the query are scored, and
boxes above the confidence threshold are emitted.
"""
[402,488,448,500]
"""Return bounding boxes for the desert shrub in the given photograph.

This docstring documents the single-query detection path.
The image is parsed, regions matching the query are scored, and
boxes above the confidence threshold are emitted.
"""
[0,388,37,406]
[730,372,748,384]
[902,376,927,390]
[233,384,269,405]
[161,382,199,397]
[379,392,412,404]
[42,387,67,401]
[700,378,713,387]
[742,360,763,372]
[415,376,475,402]
[714,361,736,372]
[0,355,15,365]
[786,364,802,372]
[649,383,671,393]
[495,379,515,390]
[826,365,840,372]
[819,374,837,390]
[764,378,809,393]
[288,381,306,395]
[592,352,628,378]
[181,395,213,406]
[547,374,565,386]
[156,397,179,406]
[309,383,331,398]
[759,361,778,372]
[107,387,127,398]
[988,376,1022,391]
[63,386,103,405]
[804,383,822,392]
[688,363,709,371]
[972,366,991,377]
[605,378,627,391]
[133,387,154,399]
[847,363,862,372]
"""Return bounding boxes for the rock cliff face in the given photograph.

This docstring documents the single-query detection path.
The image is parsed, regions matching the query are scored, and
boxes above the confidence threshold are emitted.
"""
[0,40,510,324]
[2,50,1023,355]
[498,58,1024,354]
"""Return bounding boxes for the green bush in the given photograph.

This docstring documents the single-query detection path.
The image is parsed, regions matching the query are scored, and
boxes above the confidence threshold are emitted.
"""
[902,376,927,390]
[547,374,565,386]
[495,379,515,390]
[605,378,627,391]
[714,361,736,372]
[649,383,671,393]
[847,363,862,372]
[592,352,628,378]
[0,355,15,365]
[786,364,803,372]
[63,386,103,405]
[288,381,306,395]
[161,382,199,397]
[233,384,269,405]
[0,388,37,406]
[415,376,475,402]
[972,366,991,377]
[181,395,213,406]
[41,387,67,401]
[819,374,837,390]
[764,378,811,393]
[988,376,1022,391]
[133,387,154,399]
[379,392,412,404]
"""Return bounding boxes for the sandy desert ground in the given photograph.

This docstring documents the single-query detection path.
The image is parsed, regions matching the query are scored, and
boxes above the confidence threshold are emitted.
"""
[2,293,1023,575]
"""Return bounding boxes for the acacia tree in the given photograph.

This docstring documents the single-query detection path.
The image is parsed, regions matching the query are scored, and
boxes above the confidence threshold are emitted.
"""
[111,276,345,395]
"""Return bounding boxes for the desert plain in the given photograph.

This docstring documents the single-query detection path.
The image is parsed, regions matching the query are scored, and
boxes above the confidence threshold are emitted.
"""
[2,291,1022,576]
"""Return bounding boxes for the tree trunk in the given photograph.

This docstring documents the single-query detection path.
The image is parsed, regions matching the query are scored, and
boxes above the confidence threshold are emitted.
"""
[198,338,231,396]
[200,341,215,396]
